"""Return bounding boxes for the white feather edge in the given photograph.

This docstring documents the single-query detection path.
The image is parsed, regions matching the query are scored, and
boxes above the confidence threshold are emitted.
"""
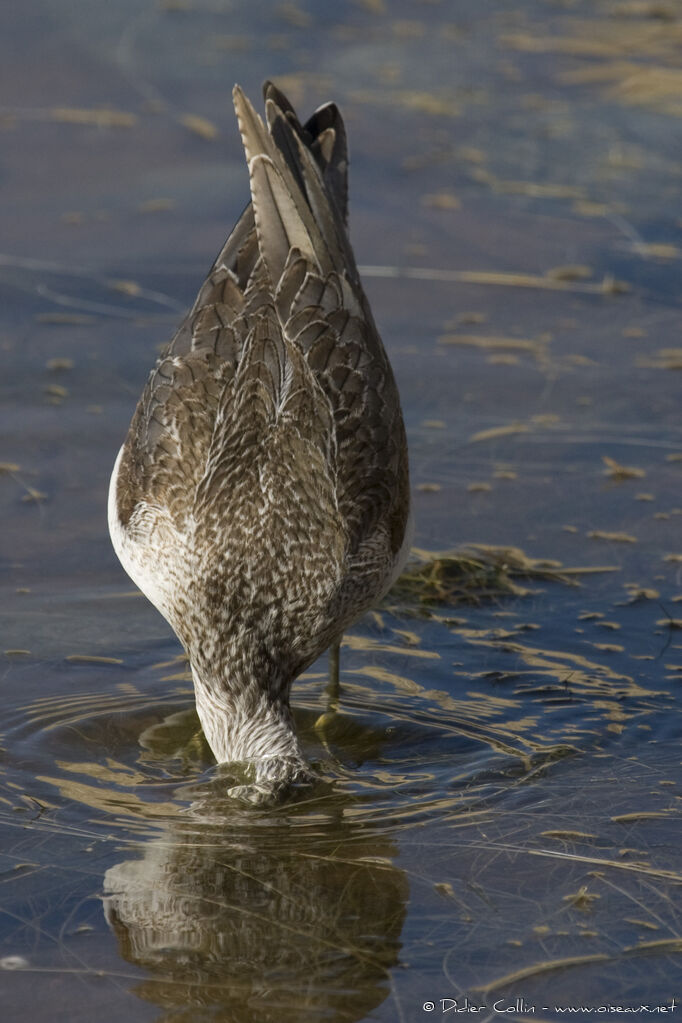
[248,154,319,269]
[107,445,177,623]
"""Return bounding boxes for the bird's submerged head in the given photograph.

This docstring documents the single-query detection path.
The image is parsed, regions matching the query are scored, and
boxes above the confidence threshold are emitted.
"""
[225,753,317,806]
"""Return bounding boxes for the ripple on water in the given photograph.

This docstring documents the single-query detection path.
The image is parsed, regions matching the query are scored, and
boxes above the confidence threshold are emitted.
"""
[0,594,679,1023]
[0,602,671,842]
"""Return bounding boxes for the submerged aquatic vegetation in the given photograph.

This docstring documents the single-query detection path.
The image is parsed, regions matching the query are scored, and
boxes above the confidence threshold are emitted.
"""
[389,545,610,612]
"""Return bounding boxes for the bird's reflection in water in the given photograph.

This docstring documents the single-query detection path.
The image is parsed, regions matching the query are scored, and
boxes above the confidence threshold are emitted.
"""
[103,783,408,1023]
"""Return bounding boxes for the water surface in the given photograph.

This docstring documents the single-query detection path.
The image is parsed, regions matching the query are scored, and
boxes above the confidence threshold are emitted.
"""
[1,1,681,1020]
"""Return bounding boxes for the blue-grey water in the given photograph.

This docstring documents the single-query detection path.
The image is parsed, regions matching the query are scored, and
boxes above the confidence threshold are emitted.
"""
[1,2,681,1020]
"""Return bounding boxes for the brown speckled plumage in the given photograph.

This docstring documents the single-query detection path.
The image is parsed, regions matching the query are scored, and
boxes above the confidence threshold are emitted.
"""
[108,83,410,799]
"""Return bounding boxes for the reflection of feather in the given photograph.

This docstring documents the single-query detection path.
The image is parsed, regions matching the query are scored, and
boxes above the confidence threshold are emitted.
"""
[108,83,410,793]
[103,816,407,1020]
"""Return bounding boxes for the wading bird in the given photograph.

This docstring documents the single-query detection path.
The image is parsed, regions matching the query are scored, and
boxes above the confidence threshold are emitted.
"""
[108,83,410,801]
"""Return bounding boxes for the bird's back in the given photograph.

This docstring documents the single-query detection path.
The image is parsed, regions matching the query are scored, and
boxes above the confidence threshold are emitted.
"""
[109,83,410,669]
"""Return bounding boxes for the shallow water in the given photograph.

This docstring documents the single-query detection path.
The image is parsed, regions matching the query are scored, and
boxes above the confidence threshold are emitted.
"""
[1,1,681,1020]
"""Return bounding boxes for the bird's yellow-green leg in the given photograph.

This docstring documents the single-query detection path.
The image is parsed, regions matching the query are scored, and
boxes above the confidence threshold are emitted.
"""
[314,636,342,750]
[327,638,341,706]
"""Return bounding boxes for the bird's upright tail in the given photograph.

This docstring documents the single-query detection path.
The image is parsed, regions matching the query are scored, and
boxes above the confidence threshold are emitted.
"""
[232,83,358,294]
